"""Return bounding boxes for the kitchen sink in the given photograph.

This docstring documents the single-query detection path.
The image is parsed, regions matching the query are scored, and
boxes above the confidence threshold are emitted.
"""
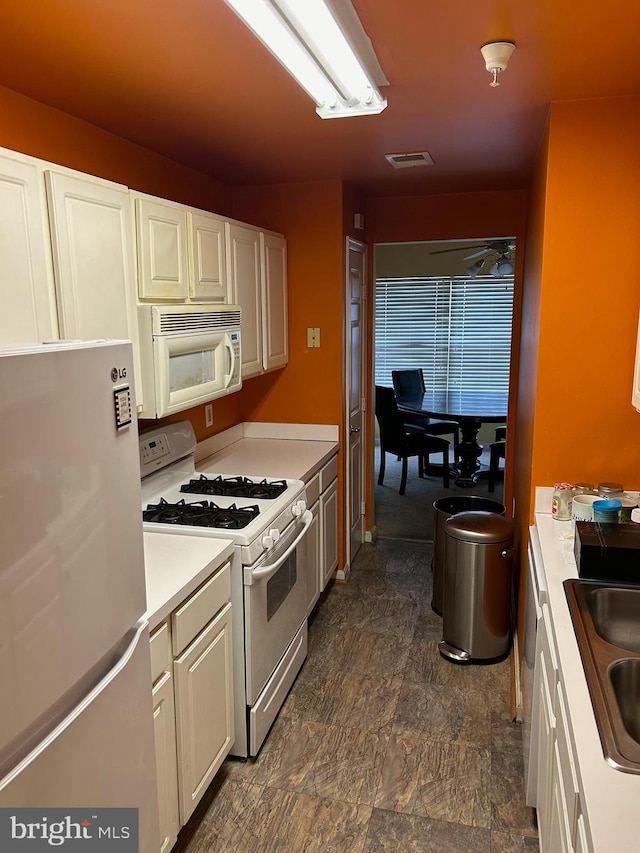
[585,586,640,653]
[564,579,640,773]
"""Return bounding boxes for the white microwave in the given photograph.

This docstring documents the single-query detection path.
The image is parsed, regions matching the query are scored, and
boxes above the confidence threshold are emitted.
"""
[137,304,242,419]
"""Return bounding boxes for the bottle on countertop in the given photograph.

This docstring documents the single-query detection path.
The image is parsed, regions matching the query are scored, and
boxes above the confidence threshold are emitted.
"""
[552,482,575,521]
[574,482,596,496]
[597,482,624,499]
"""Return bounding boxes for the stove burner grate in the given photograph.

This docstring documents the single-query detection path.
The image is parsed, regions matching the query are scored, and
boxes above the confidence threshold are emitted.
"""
[143,498,260,529]
[180,474,288,500]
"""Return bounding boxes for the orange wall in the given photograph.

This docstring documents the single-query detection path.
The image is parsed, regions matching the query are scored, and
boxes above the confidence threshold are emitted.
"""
[527,97,640,502]
[0,86,232,214]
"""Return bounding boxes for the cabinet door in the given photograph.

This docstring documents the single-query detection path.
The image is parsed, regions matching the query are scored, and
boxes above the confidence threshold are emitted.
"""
[189,211,228,302]
[535,604,558,851]
[260,232,288,371]
[320,478,339,590]
[173,602,234,825]
[152,670,180,853]
[45,170,143,405]
[633,314,640,410]
[135,196,189,300]
[0,153,57,342]
[226,222,262,378]
[304,500,321,617]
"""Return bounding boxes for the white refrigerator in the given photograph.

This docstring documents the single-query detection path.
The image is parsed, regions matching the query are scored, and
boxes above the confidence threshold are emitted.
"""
[0,340,159,851]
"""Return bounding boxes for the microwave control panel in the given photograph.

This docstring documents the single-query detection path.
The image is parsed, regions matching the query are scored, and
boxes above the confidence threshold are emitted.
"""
[230,331,241,384]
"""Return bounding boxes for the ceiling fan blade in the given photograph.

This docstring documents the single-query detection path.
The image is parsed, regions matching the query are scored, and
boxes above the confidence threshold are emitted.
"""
[429,243,486,255]
[463,247,491,261]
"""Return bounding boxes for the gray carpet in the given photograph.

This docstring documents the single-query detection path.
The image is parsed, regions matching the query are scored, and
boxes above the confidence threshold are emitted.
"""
[374,444,505,542]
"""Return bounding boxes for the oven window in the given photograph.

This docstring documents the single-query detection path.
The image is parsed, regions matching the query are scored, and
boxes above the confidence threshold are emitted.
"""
[267,552,297,621]
[169,350,216,392]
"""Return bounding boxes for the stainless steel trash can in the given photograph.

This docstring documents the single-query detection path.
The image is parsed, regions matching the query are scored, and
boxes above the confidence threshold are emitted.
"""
[438,511,514,662]
[432,496,505,615]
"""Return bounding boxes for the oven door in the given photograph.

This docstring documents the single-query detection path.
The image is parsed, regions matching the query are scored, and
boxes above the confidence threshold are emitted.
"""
[243,510,312,704]
[154,330,240,416]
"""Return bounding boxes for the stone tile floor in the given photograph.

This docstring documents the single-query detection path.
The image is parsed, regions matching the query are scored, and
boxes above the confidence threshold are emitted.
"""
[173,539,539,852]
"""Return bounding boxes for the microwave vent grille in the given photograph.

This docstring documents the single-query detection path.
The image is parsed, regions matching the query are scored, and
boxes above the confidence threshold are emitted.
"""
[158,310,241,334]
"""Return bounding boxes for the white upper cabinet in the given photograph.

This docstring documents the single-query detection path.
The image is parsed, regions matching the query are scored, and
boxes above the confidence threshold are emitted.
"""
[261,232,288,372]
[227,222,288,380]
[189,211,229,301]
[134,195,190,300]
[45,169,143,405]
[134,194,230,303]
[226,222,263,378]
[0,150,57,343]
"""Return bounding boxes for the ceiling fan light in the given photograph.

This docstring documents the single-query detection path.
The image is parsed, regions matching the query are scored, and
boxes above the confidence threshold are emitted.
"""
[466,259,485,278]
[496,257,514,276]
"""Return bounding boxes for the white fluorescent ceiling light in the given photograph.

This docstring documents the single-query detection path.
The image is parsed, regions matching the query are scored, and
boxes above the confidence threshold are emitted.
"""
[223,0,388,118]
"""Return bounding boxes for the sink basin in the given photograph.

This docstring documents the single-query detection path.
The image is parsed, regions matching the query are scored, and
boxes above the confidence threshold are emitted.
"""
[610,659,640,745]
[585,586,640,653]
[564,579,640,773]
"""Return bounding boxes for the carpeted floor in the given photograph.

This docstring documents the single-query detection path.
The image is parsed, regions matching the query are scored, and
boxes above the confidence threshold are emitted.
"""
[374,444,505,542]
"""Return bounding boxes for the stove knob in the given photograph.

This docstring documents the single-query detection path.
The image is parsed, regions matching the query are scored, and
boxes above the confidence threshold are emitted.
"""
[292,499,306,517]
[261,528,280,550]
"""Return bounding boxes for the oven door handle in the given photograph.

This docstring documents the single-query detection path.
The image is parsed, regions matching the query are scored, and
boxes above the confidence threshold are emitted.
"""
[247,510,313,583]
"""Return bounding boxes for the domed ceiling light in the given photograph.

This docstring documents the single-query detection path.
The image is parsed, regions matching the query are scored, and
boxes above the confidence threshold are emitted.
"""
[480,41,516,87]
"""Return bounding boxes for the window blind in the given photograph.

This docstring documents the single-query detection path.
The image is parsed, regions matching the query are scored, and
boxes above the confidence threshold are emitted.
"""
[374,276,514,393]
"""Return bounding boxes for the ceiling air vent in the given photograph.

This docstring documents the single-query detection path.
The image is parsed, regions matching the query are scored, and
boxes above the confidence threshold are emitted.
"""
[385,151,435,169]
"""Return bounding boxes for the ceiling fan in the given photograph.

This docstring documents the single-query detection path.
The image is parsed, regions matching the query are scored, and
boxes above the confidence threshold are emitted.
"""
[430,240,516,277]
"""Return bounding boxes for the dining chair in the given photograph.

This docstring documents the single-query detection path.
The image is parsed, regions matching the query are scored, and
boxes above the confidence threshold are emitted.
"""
[391,369,460,459]
[488,425,507,493]
[375,385,450,495]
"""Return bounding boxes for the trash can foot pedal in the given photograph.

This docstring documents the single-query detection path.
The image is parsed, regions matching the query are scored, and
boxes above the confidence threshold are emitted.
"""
[438,640,470,662]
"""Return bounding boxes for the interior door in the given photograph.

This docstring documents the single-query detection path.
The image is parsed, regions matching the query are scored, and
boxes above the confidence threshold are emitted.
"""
[346,238,366,564]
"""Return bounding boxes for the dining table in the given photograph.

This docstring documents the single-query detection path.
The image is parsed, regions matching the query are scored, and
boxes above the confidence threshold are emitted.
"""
[396,389,508,487]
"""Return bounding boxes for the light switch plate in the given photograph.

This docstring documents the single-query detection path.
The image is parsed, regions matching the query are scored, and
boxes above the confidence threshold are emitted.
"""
[307,327,321,348]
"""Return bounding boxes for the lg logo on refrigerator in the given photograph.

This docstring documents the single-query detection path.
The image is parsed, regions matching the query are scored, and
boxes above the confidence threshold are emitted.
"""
[111,366,127,383]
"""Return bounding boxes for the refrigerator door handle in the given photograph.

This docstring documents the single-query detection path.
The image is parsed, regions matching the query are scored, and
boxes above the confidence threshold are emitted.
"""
[0,619,149,793]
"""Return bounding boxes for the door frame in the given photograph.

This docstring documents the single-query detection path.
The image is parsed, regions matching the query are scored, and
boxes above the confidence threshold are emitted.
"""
[342,236,367,573]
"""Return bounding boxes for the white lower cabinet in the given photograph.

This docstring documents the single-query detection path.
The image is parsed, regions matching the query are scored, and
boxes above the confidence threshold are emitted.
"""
[320,459,339,590]
[149,561,234,850]
[531,601,593,852]
[174,601,233,824]
[304,496,321,617]
[152,671,180,853]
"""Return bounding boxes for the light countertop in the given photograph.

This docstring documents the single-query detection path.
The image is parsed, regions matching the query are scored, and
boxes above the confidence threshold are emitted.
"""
[143,532,234,630]
[195,426,339,483]
[535,511,640,850]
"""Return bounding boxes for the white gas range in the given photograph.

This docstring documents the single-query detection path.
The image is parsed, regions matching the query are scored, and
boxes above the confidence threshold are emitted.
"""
[140,420,313,758]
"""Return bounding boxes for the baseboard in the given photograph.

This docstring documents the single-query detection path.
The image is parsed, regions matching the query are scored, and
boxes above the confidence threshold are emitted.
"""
[365,526,378,543]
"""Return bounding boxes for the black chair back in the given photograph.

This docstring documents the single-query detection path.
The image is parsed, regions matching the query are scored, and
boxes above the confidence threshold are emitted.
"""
[375,386,408,455]
[391,369,425,397]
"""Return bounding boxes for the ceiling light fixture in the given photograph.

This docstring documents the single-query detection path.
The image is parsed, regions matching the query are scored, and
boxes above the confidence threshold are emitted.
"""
[490,255,515,277]
[223,0,388,118]
[480,41,516,87]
